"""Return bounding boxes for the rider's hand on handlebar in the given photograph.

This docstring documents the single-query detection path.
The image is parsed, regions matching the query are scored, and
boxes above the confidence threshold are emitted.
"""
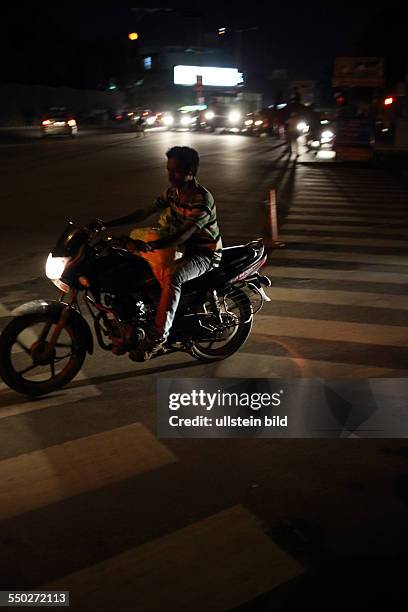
[88,218,107,233]
[125,239,151,253]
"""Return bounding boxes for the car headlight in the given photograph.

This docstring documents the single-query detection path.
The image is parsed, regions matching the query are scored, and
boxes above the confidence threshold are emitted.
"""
[297,122,309,133]
[146,116,156,125]
[228,111,241,124]
[255,120,263,126]
[163,114,174,126]
[181,115,194,126]
[46,253,69,280]
[205,111,215,120]
[311,140,321,148]
[321,130,334,140]
[244,119,253,126]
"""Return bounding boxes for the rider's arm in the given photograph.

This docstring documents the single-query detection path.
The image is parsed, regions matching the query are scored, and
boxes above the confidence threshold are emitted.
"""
[147,221,197,250]
[105,191,168,228]
[147,196,213,250]
[104,203,157,228]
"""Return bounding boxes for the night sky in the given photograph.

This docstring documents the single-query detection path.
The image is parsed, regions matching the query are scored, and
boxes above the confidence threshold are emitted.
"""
[0,2,404,89]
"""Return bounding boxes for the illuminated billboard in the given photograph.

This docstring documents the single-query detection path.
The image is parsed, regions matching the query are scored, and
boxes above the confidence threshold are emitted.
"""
[174,65,244,87]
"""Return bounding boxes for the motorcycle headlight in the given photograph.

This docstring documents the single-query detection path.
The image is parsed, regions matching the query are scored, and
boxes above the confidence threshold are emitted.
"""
[46,253,69,280]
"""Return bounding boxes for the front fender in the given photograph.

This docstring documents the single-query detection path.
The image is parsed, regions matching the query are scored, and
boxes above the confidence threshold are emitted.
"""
[12,300,94,355]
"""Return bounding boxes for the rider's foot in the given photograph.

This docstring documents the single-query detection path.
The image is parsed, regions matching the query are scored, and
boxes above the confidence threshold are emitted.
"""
[128,328,166,362]
[141,334,166,361]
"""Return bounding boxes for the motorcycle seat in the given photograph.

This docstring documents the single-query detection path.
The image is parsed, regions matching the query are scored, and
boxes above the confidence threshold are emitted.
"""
[218,244,258,270]
[181,243,260,296]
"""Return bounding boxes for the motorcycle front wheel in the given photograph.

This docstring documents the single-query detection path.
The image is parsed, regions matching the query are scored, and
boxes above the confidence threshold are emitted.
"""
[190,288,253,362]
[0,313,86,397]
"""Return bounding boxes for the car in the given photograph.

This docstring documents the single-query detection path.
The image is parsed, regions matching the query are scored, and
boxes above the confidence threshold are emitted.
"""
[41,108,78,138]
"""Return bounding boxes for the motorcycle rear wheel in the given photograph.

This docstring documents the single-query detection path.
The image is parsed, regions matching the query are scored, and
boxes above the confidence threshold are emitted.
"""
[0,313,86,397]
[190,289,253,362]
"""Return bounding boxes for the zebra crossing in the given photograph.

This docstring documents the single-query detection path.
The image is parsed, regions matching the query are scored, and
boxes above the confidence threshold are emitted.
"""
[0,295,303,609]
[0,161,408,609]
[256,163,408,376]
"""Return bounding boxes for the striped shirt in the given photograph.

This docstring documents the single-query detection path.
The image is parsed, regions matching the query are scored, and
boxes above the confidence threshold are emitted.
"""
[154,178,223,267]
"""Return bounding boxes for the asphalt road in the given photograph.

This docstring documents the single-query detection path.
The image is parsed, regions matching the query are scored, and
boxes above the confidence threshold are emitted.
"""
[1,129,408,610]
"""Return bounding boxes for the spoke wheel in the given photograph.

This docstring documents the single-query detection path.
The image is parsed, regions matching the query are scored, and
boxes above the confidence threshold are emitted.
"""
[191,288,253,362]
[0,313,87,397]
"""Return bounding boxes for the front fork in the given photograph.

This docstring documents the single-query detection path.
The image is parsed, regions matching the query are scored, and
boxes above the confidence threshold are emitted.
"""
[46,289,78,349]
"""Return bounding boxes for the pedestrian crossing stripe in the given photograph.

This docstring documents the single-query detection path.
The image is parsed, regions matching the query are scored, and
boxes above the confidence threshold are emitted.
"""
[210,351,408,378]
[281,223,408,236]
[253,315,408,347]
[266,265,408,285]
[290,204,408,211]
[0,423,177,520]
[269,249,408,266]
[286,214,408,223]
[278,234,408,248]
[0,370,101,420]
[260,285,408,310]
[42,505,303,612]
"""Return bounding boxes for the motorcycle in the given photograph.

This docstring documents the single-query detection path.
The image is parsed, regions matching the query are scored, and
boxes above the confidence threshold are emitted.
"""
[0,222,271,397]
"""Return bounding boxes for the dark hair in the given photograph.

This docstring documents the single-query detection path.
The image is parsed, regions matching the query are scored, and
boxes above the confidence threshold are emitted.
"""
[166,146,199,176]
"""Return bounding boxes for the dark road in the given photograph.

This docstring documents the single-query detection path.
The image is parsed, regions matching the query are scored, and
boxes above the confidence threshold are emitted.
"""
[1,129,408,609]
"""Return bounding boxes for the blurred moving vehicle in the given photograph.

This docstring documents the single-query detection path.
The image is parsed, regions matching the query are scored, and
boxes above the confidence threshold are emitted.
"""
[41,108,78,138]
[114,109,157,131]
[306,117,335,151]
[166,109,200,131]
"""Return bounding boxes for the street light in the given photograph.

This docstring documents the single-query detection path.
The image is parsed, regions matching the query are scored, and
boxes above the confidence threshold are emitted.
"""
[128,32,139,41]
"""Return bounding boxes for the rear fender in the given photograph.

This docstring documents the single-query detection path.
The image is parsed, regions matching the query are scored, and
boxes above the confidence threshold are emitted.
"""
[12,300,94,355]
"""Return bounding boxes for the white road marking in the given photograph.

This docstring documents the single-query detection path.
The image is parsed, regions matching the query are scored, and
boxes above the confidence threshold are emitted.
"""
[268,250,408,266]
[281,223,408,236]
[279,234,408,248]
[0,423,177,520]
[43,505,303,611]
[267,265,408,285]
[253,315,408,347]
[263,285,408,310]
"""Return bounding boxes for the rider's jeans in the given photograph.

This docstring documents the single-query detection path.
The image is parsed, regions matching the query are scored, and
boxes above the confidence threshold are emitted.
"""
[154,253,213,339]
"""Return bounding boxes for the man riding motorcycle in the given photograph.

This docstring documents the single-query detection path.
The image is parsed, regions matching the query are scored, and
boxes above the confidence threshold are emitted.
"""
[98,146,222,361]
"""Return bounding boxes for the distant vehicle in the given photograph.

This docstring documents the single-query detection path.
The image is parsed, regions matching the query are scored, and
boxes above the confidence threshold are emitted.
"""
[220,108,245,133]
[41,108,78,138]
[197,109,216,132]
[241,112,269,136]
[114,109,157,131]
[168,110,200,131]
[306,119,335,152]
